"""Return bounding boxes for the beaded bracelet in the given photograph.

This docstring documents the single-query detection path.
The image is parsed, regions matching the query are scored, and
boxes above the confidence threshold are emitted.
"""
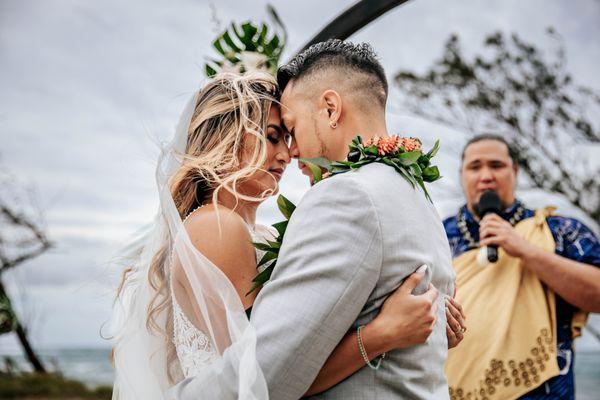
[357,325,386,370]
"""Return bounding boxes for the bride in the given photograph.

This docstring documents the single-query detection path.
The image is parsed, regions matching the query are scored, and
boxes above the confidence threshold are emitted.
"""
[110,71,464,399]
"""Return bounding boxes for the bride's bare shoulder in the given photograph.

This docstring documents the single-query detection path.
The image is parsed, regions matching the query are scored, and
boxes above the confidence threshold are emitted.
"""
[179,205,257,298]
[183,204,253,254]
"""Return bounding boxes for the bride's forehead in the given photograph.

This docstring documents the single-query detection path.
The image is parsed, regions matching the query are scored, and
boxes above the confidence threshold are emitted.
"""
[279,108,295,130]
[267,106,281,122]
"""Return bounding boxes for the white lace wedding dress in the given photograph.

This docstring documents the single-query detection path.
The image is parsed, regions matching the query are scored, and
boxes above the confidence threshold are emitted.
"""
[112,93,270,399]
[170,221,275,378]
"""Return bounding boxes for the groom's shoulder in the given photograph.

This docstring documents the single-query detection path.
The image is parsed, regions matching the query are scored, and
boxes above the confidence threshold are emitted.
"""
[304,163,408,200]
[336,163,432,211]
[289,169,381,233]
[298,164,402,213]
[296,168,375,213]
[344,162,413,193]
[306,169,369,199]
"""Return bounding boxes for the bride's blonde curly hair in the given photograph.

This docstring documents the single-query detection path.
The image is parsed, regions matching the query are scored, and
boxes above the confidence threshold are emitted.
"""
[172,71,280,218]
[116,71,279,381]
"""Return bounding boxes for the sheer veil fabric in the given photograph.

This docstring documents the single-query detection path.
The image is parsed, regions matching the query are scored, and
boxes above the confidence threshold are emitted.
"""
[110,94,268,399]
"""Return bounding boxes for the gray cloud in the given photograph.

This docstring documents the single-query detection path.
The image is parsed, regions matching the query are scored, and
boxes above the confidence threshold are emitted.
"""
[0,0,598,348]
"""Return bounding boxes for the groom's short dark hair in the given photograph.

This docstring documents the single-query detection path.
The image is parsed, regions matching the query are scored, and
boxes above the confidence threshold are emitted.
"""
[277,39,388,107]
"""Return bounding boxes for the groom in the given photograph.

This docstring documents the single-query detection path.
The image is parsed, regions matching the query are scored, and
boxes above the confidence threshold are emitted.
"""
[175,40,456,399]
[251,40,455,399]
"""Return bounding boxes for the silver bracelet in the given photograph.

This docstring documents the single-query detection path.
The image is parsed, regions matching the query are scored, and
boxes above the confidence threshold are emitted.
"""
[357,325,386,370]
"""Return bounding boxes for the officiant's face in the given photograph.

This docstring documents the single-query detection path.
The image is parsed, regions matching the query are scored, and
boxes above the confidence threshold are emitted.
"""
[460,139,518,210]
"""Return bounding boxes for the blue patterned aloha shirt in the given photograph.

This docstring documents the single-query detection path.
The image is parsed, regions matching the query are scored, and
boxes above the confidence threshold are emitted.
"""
[443,201,600,400]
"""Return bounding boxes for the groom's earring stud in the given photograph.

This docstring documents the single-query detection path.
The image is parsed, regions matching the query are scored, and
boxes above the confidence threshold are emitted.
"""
[330,121,338,129]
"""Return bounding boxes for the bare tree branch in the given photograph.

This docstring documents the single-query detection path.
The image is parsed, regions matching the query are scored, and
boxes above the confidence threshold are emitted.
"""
[0,166,51,372]
[0,202,52,274]
[393,29,600,221]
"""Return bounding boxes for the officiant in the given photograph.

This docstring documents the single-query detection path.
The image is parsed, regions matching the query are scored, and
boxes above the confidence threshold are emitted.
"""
[442,134,600,400]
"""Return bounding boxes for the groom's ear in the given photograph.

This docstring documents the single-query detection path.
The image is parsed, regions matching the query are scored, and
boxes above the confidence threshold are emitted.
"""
[321,90,342,125]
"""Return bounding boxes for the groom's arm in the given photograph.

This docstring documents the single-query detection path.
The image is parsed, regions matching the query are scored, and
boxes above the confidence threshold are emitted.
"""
[250,175,383,400]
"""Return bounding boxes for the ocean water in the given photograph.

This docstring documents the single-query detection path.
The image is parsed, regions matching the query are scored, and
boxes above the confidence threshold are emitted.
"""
[0,347,598,396]
[0,347,114,388]
[574,352,600,400]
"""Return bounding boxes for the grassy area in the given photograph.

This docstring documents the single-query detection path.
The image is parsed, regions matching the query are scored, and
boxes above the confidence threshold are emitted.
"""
[0,372,111,399]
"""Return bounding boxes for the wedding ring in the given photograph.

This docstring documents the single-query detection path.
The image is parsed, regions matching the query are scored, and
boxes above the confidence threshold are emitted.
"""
[459,327,466,333]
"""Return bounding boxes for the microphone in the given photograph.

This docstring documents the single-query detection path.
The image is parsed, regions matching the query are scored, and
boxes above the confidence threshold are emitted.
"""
[475,190,502,263]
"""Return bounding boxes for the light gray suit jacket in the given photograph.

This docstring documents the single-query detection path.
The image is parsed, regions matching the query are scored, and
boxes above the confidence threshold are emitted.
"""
[171,163,455,399]
[252,163,455,399]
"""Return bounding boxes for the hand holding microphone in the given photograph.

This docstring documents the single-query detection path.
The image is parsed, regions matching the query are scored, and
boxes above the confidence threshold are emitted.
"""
[476,191,534,264]
[475,191,502,263]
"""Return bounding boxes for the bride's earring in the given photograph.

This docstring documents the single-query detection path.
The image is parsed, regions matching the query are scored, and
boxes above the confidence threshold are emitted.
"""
[330,120,338,129]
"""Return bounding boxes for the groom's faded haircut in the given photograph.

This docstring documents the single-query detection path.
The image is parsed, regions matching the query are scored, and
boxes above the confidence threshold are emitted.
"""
[277,39,388,108]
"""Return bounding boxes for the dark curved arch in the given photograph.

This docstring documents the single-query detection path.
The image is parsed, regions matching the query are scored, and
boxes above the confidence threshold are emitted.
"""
[294,0,411,56]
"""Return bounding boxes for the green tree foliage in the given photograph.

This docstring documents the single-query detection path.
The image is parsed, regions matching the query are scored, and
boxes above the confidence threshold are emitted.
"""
[394,28,600,221]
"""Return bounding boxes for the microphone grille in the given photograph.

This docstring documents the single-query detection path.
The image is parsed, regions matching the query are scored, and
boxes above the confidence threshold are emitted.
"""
[477,191,502,217]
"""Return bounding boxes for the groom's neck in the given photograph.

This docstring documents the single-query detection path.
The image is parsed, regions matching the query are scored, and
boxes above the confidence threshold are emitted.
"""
[333,114,389,161]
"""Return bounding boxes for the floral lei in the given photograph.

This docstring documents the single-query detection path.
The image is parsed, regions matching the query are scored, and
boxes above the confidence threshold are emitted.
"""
[248,135,442,294]
[302,134,441,200]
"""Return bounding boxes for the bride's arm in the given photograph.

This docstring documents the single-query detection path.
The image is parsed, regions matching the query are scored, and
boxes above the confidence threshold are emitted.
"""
[173,206,261,352]
[305,267,465,396]
[304,323,391,397]
[181,207,259,308]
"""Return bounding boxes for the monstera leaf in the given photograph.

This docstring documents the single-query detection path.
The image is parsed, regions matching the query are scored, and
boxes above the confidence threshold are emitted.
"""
[247,194,295,295]
[205,4,287,77]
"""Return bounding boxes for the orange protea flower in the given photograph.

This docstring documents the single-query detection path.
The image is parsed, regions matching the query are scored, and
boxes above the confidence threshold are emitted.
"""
[377,136,400,155]
[363,135,381,148]
[401,137,422,152]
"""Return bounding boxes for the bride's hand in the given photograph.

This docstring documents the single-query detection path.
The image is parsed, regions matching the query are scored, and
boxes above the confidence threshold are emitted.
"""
[369,265,439,352]
[445,296,466,349]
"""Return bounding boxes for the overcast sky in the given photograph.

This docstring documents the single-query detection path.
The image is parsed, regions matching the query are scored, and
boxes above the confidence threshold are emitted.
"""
[1,0,599,350]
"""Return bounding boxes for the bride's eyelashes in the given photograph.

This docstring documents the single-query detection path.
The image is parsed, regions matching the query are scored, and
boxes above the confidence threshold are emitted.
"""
[267,124,285,145]
[268,132,292,150]
[267,132,281,144]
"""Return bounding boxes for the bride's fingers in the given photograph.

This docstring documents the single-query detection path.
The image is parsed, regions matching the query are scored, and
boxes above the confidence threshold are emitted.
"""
[448,297,466,320]
[446,308,462,333]
[446,301,466,333]
[422,283,439,304]
[397,265,427,295]
[446,323,458,348]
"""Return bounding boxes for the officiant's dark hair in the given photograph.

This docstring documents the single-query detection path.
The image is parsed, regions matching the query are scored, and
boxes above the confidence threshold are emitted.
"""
[277,39,388,107]
[461,134,518,166]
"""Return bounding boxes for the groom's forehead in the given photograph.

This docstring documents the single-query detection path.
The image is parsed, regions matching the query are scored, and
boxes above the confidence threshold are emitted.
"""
[278,93,294,130]
[281,80,304,104]
[280,83,306,116]
[279,105,296,131]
